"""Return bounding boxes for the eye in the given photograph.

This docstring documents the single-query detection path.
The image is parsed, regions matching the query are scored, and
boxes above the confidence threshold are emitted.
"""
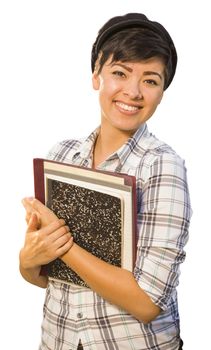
[144,79,158,86]
[112,70,126,78]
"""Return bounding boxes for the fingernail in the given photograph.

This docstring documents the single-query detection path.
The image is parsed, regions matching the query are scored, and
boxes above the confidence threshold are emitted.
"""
[26,196,34,201]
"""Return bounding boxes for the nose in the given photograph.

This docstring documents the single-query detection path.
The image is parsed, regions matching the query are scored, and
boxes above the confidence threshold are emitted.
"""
[123,79,142,100]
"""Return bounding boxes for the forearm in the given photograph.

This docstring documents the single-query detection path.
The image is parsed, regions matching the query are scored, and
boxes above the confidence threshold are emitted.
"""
[19,249,48,288]
[61,244,160,323]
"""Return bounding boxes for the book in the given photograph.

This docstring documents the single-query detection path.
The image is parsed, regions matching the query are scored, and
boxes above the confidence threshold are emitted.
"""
[33,158,137,287]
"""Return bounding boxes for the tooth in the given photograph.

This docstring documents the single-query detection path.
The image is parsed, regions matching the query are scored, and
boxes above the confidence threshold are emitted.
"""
[116,102,138,111]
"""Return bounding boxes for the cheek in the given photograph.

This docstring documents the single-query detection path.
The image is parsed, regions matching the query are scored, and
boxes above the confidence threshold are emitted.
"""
[156,89,164,105]
[99,77,120,95]
[146,91,163,109]
[98,81,119,110]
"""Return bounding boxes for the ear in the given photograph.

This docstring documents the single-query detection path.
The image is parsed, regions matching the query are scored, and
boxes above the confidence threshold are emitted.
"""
[92,71,100,90]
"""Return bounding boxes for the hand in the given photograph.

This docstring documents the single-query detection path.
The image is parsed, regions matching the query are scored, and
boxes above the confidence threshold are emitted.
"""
[22,197,58,227]
[20,211,73,269]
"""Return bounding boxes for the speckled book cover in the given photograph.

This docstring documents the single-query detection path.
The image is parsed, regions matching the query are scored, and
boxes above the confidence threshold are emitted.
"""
[33,158,137,287]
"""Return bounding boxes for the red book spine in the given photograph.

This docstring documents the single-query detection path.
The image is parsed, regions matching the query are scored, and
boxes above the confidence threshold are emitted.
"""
[33,159,45,204]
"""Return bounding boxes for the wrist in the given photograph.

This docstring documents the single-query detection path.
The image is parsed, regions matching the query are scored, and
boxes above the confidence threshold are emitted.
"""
[60,239,75,261]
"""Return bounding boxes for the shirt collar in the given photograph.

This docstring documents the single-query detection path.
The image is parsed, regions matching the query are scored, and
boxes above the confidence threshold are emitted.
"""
[71,127,100,163]
[71,123,148,167]
[115,123,148,168]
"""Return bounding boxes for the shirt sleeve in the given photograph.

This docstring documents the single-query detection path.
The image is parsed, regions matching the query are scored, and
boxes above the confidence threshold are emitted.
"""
[134,150,192,310]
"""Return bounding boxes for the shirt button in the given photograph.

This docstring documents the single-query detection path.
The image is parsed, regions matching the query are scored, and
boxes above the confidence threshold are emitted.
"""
[77,312,83,319]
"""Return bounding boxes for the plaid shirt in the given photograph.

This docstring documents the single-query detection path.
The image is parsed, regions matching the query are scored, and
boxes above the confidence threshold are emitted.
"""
[39,124,192,350]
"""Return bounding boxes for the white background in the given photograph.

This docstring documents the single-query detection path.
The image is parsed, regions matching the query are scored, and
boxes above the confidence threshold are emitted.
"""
[0,1,210,349]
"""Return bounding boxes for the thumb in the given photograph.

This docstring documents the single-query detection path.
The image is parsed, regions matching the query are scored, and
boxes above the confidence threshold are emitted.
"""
[32,198,57,221]
[27,212,40,232]
[31,198,46,213]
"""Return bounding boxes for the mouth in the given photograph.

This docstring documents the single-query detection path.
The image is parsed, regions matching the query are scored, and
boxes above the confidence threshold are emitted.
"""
[114,101,142,112]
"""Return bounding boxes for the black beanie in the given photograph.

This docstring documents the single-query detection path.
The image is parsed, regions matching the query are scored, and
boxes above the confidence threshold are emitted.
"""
[91,13,177,89]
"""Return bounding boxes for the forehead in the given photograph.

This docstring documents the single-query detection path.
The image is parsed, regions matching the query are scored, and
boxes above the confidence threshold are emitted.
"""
[105,56,166,71]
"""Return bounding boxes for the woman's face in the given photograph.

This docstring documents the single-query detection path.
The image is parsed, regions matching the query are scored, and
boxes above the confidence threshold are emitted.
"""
[92,57,165,137]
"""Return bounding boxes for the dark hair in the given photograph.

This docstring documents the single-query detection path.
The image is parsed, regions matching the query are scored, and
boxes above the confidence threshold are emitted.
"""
[91,13,177,90]
[95,27,172,90]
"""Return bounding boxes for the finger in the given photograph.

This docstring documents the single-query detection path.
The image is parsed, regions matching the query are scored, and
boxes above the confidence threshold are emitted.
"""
[26,212,40,233]
[22,197,35,214]
[41,219,67,236]
[31,198,51,214]
[22,196,34,202]
[48,225,70,242]
[32,199,58,222]
[56,237,74,257]
[52,230,72,247]
[23,198,41,225]
[22,196,34,203]
[25,212,31,225]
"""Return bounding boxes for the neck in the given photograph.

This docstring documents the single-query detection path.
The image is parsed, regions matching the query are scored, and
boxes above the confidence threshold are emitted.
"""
[93,122,134,168]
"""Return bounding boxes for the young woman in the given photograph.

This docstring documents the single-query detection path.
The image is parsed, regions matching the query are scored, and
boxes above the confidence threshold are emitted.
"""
[20,13,192,350]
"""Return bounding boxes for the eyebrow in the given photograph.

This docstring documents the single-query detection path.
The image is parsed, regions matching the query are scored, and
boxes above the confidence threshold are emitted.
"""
[111,63,163,81]
[143,71,163,81]
[111,63,133,72]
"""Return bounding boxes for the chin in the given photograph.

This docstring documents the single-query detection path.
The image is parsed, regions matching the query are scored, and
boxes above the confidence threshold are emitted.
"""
[115,122,142,133]
[115,127,140,137]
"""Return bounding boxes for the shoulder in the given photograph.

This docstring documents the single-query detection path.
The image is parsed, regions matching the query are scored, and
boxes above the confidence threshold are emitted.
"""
[147,149,186,184]
[135,130,187,184]
[47,138,85,162]
[135,133,192,218]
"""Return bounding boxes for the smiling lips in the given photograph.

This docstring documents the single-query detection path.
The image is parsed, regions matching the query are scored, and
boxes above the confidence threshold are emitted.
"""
[115,101,142,113]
